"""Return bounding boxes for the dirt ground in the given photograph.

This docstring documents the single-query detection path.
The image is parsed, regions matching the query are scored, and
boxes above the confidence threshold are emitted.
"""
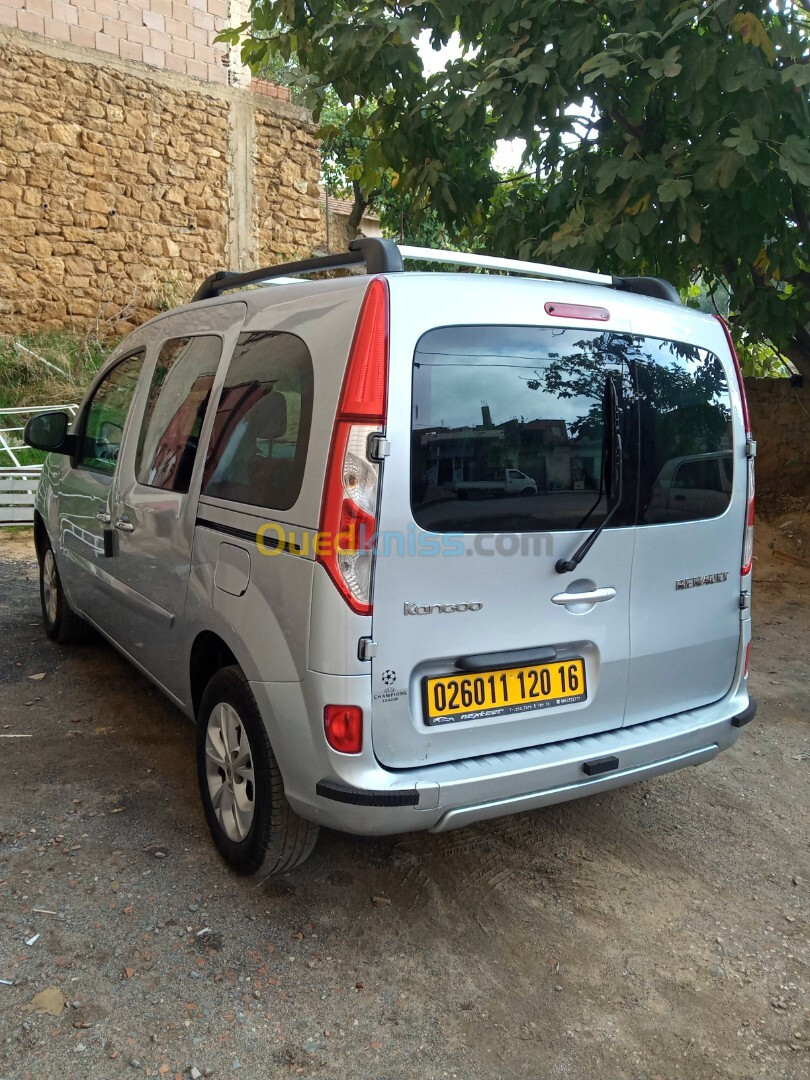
[0,527,807,1080]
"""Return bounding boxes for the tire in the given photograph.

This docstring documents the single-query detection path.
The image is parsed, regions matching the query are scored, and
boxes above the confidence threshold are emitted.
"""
[521,487,535,497]
[196,666,319,877]
[39,537,91,644]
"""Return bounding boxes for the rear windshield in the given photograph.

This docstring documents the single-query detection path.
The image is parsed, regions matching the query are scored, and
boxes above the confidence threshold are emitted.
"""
[411,326,733,533]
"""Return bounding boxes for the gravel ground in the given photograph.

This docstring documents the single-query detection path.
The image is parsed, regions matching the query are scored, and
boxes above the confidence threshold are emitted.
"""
[0,530,807,1080]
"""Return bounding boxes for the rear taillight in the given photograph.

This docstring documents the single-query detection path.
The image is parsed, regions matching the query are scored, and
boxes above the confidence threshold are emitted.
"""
[714,316,750,432]
[742,467,755,576]
[324,705,363,754]
[714,316,755,576]
[318,278,389,615]
[744,641,751,679]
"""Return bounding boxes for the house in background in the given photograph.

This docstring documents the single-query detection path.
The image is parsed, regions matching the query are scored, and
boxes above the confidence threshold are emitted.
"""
[320,192,382,253]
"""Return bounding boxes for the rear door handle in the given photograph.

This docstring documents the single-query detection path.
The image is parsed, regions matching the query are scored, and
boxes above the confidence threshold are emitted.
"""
[114,516,135,533]
[551,587,616,606]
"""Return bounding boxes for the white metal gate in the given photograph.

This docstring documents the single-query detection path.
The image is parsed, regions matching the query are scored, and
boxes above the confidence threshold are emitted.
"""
[0,405,78,526]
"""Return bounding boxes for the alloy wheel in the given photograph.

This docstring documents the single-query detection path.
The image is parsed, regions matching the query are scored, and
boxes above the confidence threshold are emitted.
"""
[204,702,256,842]
[42,549,58,626]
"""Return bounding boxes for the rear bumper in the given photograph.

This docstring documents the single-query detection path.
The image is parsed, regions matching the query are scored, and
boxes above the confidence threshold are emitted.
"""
[274,686,755,835]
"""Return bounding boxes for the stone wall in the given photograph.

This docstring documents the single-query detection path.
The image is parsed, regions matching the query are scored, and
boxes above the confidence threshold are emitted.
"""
[254,106,321,264]
[745,376,810,499]
[0,33,324,334]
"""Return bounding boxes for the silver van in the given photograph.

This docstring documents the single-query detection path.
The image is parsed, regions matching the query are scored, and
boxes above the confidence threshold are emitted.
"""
[26,239,757,877]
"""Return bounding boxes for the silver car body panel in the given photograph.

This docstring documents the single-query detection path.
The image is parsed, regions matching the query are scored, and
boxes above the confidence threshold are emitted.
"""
[34,269,753,839]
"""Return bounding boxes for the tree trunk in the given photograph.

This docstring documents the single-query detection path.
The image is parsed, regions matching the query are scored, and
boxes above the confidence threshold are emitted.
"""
[346,181,369,240]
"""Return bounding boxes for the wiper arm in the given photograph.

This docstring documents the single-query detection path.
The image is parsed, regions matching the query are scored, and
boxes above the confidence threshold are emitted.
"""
[556,374,623,574]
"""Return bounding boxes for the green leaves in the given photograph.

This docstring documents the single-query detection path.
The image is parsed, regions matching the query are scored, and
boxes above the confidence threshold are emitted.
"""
[781,64,810,89]
[241,0,810,357]
[610,220,640,263]
[595,158,622,194]
[723,123,759,157]
[642,46,682,80]
[579,52,625,83]
[657,177,692,204]
[779,135,810,187]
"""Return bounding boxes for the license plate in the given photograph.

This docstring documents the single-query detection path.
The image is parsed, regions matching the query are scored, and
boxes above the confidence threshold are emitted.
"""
[423,659,587,726]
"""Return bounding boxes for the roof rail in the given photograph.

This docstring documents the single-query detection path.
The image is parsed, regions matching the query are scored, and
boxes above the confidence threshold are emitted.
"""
[190,238,403,303]
[190,238,680,305]
[398,245,612,287]
[399,246,681,304]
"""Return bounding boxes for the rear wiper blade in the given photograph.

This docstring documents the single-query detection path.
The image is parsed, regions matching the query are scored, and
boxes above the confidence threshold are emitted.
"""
[556,374,623,574]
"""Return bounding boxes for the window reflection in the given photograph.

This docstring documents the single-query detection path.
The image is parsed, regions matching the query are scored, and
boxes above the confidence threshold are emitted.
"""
[136,336,221,494]
[202,332,313,511]
[411,326,732,533]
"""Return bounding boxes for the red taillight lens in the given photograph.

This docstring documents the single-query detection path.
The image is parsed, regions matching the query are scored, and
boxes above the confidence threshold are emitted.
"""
[545,301,610,322]
[744,641,751,679]
[324,705,363,754]
[742,481,755,576]
[336,499,376,553]
[317,278,389,614]
[340,277,389,419]
[713,315,751,434]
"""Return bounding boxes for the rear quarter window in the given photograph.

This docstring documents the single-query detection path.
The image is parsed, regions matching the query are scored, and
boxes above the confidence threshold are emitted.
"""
[202,332,313,511]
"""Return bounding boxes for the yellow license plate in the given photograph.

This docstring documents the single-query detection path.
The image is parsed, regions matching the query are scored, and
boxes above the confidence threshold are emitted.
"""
[423,659,587,726]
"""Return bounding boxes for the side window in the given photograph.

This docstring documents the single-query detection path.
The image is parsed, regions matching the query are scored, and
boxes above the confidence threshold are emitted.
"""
[202,332,313,511]
[135,336,222,493]
[80,352,144,474]
[637,343,733,524]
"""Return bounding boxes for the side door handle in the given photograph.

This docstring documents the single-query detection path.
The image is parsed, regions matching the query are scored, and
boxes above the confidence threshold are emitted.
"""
[96,511,111,525]
[551,587,616,606]
[114,516,135,533]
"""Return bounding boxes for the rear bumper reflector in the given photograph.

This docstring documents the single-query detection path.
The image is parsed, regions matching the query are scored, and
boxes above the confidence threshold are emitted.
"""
[316,781,419,807]
[731,697,757,728]
[582,755,620,777]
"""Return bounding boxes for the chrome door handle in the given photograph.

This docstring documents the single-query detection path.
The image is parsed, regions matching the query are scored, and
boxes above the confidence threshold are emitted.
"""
[96,511,111,524]
[114,517,135,533]
[551,587,616,606]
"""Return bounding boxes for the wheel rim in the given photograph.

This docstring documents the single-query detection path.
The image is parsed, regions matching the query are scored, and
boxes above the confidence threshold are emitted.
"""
[42,550,58,625]
[204,702,256,842]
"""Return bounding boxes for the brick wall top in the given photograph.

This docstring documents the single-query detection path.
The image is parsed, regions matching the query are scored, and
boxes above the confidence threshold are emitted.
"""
[251,77,291,103]
[0,0,230,82]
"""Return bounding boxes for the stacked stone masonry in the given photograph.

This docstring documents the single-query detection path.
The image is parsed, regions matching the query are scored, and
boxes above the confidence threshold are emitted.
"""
[0,38,324,334]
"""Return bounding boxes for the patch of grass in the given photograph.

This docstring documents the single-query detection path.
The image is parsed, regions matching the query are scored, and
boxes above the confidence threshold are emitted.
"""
[0,332,117,469]
[7,446,47,468]
[0,332,113,411]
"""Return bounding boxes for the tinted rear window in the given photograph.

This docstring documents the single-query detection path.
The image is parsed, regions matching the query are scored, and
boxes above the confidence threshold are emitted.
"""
[202,332,313,511]
[136,336,221,494]
[411,326,732,532]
